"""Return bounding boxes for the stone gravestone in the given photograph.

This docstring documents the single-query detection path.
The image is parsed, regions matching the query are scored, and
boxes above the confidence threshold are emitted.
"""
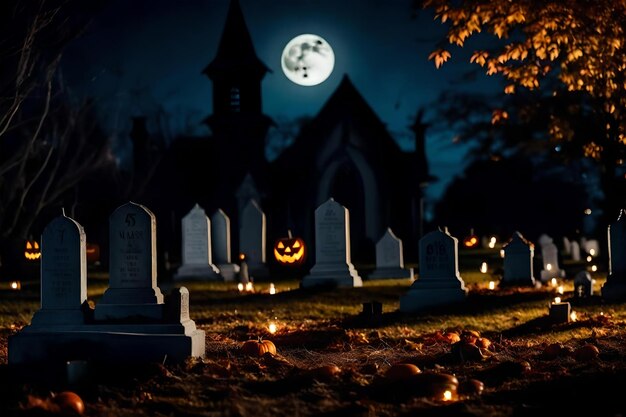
[10,205,206,365]
[95,202,165,320]
[400,228,467,312]
[501,232,536,286]
[175,204,221,281]
[239,199,268,278]
[602,210,626,299]
[540,239,565,282]
[301,198,362,288]
[537,234,552,248]
[30,213,89,326]
[583,239,600,256]
[368,228,411,279]
[571,241,581,261]
[574,271,593,298]
[563,237,572,256]
[210,209,239,281]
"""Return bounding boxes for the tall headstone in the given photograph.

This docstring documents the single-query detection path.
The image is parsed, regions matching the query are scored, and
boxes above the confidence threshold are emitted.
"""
[501,232,536,286]
[368,228,411,279]
[602,210,626,299]
[30,214,88,326]
[95,202,165,320]
[537,234,552,248]
[574,271,593,298]
[571,241,581,261]
[239,199,268,277]
[563,237,572,255]
[301,198,362,288]
[175,204,221,281]
[540,240,565,282]
[211,209,239,281]
[400,228,466,312]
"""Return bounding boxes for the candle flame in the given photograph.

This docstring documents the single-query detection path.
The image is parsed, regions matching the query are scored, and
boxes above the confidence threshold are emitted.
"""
[10,281,20,290]
[550,278,557,287]
[557,285,564,295]
[443,390,453,401]
[237,283,244,292]
[488,281,495,290]
[245,282,254,292]
[591,265,598,272]
[500,249,505,258]
[586,255,592,262]
[269,283,276,295]
[480,262,488,273]
[268,322,277,334]
[570,311,578,321]
[488,236,496,249]
[589,248,596,256]
[554,296,562,304]
[546,263,552,271]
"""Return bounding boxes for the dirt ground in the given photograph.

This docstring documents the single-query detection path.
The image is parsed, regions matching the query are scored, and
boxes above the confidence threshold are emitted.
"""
[1,262,625,417]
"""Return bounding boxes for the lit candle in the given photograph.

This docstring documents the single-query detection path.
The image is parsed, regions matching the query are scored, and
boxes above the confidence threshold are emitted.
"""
[550,278,557,287]
[269,283,276,295]
[488,281,495,290]
[586,255,592,262]
[500,249,505,258]
[245,282,254,292]
[443,390,453,401]
[554,296,561,304]
[557,285,564,295]
[589,248,596,256]
[10,281,20,290]
[591,265,598,272]
[570,311,578,322]
[488,236,496,249]
[480,262,488,273]
[268,322,277,334]
[546,263,552,271]
[237,283,244,292]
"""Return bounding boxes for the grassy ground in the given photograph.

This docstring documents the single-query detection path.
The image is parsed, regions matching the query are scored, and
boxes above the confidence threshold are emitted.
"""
[1,251,625,416]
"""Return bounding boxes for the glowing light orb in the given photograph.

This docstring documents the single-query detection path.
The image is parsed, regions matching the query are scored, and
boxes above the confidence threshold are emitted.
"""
[281,34,334,86]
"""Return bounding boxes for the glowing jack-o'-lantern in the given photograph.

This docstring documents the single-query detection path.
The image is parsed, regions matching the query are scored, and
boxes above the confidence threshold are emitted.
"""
[273,231,306,266]
[24,240,41,261]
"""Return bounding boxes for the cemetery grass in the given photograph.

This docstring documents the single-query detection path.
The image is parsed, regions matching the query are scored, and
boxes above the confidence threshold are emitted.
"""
[1,268,626,416]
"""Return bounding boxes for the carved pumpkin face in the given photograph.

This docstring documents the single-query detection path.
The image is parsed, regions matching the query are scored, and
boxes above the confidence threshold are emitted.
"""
[273,237,306,266]
[24,240,41,261]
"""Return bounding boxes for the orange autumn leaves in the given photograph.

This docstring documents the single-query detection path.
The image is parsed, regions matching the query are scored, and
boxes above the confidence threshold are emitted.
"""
[423,0,626,161]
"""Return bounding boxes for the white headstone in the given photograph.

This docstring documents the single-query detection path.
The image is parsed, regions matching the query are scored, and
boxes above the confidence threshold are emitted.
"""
[239,199,268,277]
[538,234,553,248]
[30,214,88,326]
[571,241,581,261]
[583,239,600,256]
[502,231,536,286]
[95,202,165,320]
[540,242,565,281]
[368,228,411,279]
[175,204,221,281]
[602,210,626,299]
[301,198,362,288]
[210,209,239,281]
[400,228,467,312]
[563,237,572,255]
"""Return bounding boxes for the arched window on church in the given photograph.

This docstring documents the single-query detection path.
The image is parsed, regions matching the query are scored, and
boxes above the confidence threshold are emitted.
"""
[229,86,241,112]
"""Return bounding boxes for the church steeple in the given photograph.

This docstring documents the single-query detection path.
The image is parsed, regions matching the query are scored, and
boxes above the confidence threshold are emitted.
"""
[204,0,269,120]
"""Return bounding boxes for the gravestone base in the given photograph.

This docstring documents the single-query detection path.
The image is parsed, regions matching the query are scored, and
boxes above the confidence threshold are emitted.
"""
[217,263,240,282]
[368,267,411,280]
[601,276,626,300]
[400,280,467,312]
[174,264,221,281]
[8,327,205,365]
[94,303,165,321]
[540,269,565,282]
[30,304,91,326]
[95,287,165,321]
[301,264,363,288]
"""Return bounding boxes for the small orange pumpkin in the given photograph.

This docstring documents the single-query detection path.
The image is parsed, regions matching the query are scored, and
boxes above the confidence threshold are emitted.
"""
[386,363,421,381]
[52,391,85,415]
[273,231,306,266]
[241,338,277,357]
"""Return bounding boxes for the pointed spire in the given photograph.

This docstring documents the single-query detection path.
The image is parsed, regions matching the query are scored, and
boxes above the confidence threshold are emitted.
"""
[203,0,269,78]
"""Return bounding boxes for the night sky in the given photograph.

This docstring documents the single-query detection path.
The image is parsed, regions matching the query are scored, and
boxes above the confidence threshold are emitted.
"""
[62,0,499,211]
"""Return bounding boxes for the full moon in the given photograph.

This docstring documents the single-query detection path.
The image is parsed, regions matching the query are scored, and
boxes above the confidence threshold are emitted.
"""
[281,34,335,86]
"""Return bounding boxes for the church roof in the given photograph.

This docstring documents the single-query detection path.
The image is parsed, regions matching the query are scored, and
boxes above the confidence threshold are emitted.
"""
[275,74,402,165]
[203,0,269,78]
